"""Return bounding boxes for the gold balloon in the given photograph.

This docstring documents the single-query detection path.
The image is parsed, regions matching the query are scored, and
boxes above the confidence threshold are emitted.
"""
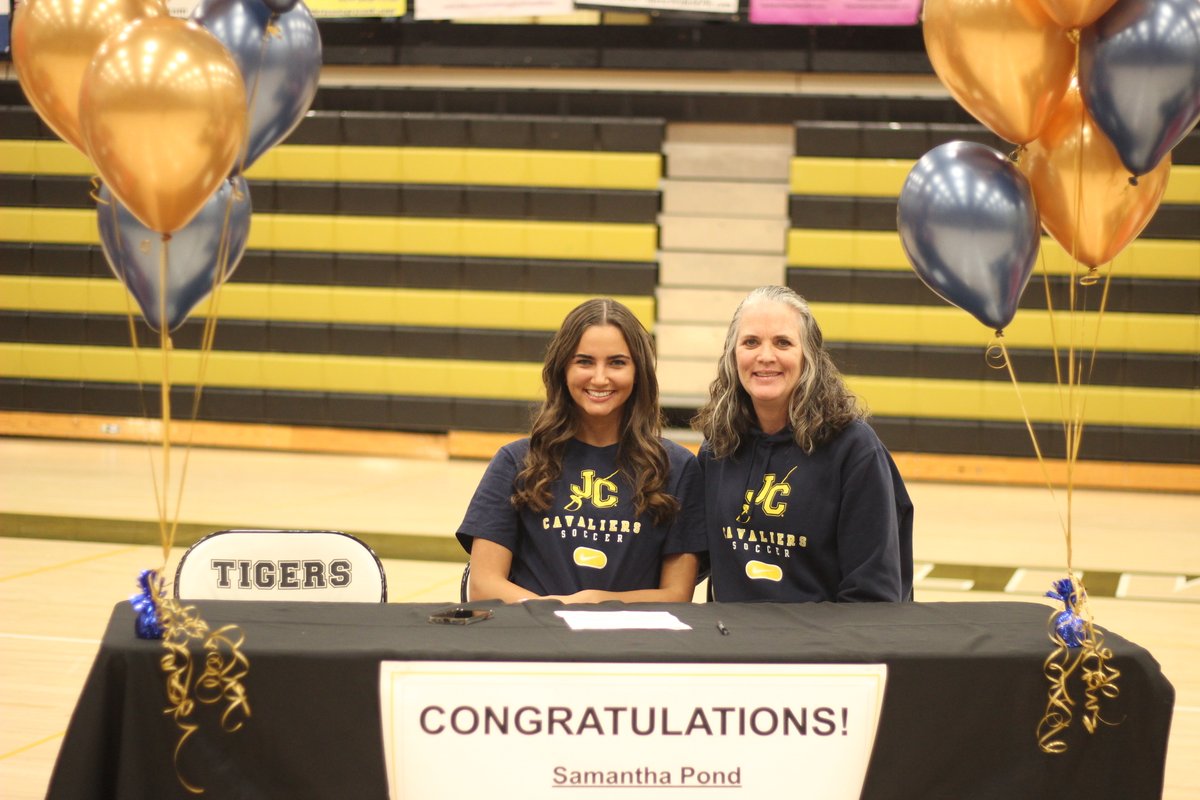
[79,17,248,235]
[1020,86,1170,268]
[1036,0,1118,28]
[11,0,168,154]
[924,0,1076,145]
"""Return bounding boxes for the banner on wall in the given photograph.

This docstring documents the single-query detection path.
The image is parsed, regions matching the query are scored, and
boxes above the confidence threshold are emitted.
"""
[306,0,408,17]
[579,0,739,14]
[380,660,888,800]
[749,0,921,24]
[414,0,571,19]
[170,0,407,17]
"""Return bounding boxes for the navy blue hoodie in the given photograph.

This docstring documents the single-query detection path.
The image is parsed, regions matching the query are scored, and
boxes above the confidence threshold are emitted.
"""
[699,419,913,603]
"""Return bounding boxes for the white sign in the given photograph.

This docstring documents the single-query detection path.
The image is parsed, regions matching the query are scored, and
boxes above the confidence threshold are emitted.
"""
[174,529,387,602]
[379,661,887,799]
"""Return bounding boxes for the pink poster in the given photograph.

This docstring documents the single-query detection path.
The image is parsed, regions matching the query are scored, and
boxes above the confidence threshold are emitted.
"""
[749,0,921,25]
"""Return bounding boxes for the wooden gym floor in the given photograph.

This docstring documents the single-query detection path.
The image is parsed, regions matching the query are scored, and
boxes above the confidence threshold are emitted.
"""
[0,436,1197,798]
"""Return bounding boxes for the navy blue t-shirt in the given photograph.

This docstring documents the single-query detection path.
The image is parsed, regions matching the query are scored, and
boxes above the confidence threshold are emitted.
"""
[457,438,706,596]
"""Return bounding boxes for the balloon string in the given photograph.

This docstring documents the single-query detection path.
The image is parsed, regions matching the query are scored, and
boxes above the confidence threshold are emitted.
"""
[95,179,170,530]
[992,337,1070,545]
[1059,47,1088,572]
[170,183,239,537]
[158,235,174,568]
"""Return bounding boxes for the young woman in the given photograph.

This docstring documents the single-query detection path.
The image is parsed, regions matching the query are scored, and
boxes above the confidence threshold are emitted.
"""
[692,285,913,602]
[457,298,705,603]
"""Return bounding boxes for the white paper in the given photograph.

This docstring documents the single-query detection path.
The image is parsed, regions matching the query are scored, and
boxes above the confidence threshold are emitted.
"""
[553,610,692,631]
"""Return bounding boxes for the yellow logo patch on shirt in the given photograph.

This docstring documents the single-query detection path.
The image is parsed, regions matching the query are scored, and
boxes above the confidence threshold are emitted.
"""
[745,560,783,582]
[573,547,608,569]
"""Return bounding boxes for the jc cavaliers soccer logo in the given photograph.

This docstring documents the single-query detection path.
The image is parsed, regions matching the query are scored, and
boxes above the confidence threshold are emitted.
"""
[564,469,620,512]
[564,469,621,570]
[736,467,797,523]
[736,468,798,582]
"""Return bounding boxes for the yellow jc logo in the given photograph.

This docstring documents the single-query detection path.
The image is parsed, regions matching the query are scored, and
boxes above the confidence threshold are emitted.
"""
[736,467,797,523]
[565,469,620,511]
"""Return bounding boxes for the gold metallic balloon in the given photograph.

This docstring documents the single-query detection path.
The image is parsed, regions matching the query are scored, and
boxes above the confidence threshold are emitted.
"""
[79,17,247,235]
[924,0,1076,144]
[11,0,168,154]
[1020,85,1170,267]
[1036,0,1118,28]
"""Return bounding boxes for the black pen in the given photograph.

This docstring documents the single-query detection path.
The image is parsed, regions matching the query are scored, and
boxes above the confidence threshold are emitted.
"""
[716,620,730,636]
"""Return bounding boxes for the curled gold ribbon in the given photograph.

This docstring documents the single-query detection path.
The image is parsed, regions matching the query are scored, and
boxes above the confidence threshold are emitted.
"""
[1037,615,1081,754]
[1079,625,1121,734]
[157,595,252,794]
[1036,579,1121,753]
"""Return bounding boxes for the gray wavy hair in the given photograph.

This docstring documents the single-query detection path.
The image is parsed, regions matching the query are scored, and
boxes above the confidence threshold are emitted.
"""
[691,285,862,457]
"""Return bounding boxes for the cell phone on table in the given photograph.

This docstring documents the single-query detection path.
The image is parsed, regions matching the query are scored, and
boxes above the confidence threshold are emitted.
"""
[428,607,494,625]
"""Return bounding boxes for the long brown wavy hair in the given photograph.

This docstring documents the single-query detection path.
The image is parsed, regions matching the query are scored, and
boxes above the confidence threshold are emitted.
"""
[692,285,862,458]
[512,298,679,526]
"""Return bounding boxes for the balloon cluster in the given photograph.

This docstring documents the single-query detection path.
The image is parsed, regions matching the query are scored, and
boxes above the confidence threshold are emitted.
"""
[900,0,1199,328]
[11,0,322,333]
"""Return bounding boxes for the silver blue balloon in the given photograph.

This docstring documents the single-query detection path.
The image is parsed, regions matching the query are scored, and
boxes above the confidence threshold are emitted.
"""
[98,178,252,333]
[193,0,322,170]
[897,141,1039,331]
[1080,0,1200,177]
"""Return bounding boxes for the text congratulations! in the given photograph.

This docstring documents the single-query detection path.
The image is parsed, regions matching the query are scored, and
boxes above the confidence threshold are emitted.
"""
[419,704,848,737]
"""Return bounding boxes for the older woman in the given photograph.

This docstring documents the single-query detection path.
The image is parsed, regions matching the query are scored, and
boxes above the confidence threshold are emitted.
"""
[692,285,912,602]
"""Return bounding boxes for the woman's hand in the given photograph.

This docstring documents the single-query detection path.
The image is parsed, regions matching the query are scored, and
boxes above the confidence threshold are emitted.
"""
[543,589,605,604]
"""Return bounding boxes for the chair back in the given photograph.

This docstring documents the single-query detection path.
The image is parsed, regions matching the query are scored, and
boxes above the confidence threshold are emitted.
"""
[174,529,387,602]
[885,451,915,602]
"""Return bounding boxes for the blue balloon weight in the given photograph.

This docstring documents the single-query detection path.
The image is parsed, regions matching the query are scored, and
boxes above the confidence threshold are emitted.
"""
[193,0,321,170]
[897,141,1040,331]
[1080,0,1200,177]
[98,178,252,333]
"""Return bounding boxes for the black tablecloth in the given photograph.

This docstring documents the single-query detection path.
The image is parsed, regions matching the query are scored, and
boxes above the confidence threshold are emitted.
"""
[46,600,1173,800]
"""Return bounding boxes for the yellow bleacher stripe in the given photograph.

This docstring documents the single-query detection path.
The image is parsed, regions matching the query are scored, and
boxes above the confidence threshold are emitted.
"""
[1166,166,1200,204]
[5,274,1193,353]
[788,229,1200,281]
[791,157,910,198]
[790,156,1200,204]
[0,343,545,399]
[0,275,656,331]
[847,374,1196,430]
[0,208,658,263]
[807,301,1198,354]
[0,140,662,191]
[1,342,1191,428]
[0,140,94,175]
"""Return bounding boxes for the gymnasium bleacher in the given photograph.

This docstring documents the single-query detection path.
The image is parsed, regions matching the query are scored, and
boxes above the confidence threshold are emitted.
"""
[0,18,1196,468]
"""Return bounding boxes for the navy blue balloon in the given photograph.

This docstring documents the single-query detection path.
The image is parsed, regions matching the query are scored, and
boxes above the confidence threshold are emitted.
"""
[261,0,301,11]
[897,142,1039,331]
[193,0,321,170]
[1080,0,1200,177]
[98,178,251,333]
